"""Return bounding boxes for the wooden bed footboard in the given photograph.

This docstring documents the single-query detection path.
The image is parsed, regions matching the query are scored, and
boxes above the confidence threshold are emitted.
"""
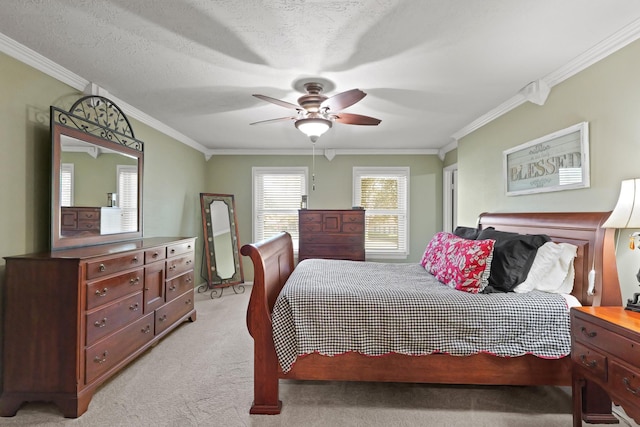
[241,212,621,415]
[240,232,295,414]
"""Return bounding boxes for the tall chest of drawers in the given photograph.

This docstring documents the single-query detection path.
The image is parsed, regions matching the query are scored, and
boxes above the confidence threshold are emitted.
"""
[0,237,196,418]
[298,209,365,261]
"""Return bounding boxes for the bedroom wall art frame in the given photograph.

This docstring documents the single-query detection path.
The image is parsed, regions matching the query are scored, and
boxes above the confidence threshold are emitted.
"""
[503,122,589,196]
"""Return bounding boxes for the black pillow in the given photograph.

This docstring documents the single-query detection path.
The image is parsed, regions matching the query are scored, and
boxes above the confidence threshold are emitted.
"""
[476,227,550,292]
[453,226,480,240]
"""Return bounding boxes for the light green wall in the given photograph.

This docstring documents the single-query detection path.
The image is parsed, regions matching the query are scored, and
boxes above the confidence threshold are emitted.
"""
[457,39,640,302]
[0,52,207,284]
[443,148,457,168]
[205,154,443,280]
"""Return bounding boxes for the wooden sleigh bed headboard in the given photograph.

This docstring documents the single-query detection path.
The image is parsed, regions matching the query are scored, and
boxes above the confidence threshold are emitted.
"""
[240,211,621,415]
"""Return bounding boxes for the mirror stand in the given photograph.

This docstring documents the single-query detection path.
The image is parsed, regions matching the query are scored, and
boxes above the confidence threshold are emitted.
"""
[198,193,245,299]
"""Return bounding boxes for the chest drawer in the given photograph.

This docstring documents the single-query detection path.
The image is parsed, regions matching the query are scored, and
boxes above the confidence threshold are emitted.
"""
[86,251,144,280]
[572,341,608,382]
[341,222,364,234]
[166,253,194,280]
[144,247,166,263]
[86,268,144,309]
[167,240,195,258]
[156,290,194,334]
[166,271,194,302]
[86,292,144,346]
[77,209,100,221]
[85,313,154,384]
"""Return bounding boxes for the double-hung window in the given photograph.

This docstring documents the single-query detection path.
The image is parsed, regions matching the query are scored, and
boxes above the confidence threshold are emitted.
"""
[253,167,307,251]
[60,163,74,207]
[117,165,138,232]
[353,167,409,258]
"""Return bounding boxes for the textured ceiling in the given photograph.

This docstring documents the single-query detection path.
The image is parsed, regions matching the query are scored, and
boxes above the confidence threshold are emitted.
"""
[2,1,640,155]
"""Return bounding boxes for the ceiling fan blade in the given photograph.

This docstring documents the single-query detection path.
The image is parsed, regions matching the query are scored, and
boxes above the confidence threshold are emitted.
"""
[321,88,366,111]
[333,113,381,126]
[253,94,301,110]
[250,116,296,125]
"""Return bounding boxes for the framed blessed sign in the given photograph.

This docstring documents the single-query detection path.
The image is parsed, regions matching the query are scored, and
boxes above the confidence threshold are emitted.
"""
[503,122,589,196]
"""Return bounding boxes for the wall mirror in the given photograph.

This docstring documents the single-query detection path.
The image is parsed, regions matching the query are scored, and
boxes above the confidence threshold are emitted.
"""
[199,193,244,298]
[51,96,144,249]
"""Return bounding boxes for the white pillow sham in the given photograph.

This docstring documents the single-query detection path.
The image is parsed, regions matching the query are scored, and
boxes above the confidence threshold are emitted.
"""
[513,241,577,294]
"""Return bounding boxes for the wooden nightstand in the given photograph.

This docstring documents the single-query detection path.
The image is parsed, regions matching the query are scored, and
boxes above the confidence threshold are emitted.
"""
[571,306,640,426]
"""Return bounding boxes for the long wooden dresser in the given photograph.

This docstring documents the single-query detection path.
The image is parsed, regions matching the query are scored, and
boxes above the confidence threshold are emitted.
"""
[298,209,365,261]
[0,237,196,418]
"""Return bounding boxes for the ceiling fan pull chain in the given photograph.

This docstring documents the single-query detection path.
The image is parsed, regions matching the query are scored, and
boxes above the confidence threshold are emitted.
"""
[312,142,316,191]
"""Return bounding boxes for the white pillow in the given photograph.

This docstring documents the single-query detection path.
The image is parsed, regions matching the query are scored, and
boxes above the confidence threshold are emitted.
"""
[513,242,577,294]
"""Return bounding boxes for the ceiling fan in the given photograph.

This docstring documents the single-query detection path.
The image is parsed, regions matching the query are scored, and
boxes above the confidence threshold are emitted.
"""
[251,82,381,142]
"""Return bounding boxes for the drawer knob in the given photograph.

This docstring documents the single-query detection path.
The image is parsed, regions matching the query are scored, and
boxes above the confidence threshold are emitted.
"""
[187,244,192,249]
[94,317,107,328]
[580,327,597,338]
[132,256,139,263]
[95,288,108,297]
[158,314,168,322]
[186,260,192,265]
[130,277,140,285]
[169,265,176,271]
[94,351,108,364]
[169,284,177,292]
[130,303,139,311]
[186,276,192,283]
[623,377,640,395]
[152,251,159,258]
[170,249,176,254]
[185,299,192,305]
[141,325,152,334]
[99,264,106,272]
[579,354,598,368]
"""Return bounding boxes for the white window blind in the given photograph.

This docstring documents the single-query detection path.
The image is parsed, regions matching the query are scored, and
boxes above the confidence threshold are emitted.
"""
[253,167,307,251]
[117,165,138,232]
[60,163,74,207]
[353,167,409,258]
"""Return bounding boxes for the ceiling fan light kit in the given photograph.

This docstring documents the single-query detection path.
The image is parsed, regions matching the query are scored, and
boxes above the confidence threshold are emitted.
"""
[252,80,381,142]
[295,117,332,142]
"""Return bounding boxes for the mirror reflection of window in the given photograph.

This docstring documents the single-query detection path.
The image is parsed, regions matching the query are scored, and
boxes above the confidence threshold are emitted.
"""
[60,163,74,207]
[117,165,138,232]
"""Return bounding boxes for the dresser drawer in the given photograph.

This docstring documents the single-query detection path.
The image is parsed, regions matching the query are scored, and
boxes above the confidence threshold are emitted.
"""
[144,247,166,263]
[572,341,608,382]
[166,253,194,280]
[609,360,640,407]
[86,251,144,280]
[166,271,194,302]
[86,268,144,309]
[86,292,144,346]
[156,290,194,334]
[300,223,322,232]
[167,240,195,258]
[77,209,100,221]
[85,312,154,384]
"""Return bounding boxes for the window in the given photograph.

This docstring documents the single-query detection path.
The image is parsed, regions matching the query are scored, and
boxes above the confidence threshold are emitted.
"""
[253,167,307,251]
[353,167,409,258]
[117,165,138,232]
[60,163,74,207]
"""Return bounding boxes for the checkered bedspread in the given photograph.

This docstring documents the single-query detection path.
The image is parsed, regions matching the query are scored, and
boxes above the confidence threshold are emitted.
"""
[272,259,572,373]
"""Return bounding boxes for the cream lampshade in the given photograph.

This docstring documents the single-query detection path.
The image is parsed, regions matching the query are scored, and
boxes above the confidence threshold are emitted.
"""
[602,178,640,311]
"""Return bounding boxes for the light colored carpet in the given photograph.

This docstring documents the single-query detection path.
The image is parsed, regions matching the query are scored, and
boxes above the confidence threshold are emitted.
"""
[0,284,629,426]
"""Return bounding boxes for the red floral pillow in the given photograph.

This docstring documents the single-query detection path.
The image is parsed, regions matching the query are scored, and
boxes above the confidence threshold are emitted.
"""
[420,232,495,293]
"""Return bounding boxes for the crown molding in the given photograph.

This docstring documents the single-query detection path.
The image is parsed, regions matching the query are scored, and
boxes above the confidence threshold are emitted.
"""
[205,147,439,161]
[449,17,640,146]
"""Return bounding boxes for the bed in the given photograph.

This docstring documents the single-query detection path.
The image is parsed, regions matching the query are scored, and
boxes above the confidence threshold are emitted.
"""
[240,212,622,415]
